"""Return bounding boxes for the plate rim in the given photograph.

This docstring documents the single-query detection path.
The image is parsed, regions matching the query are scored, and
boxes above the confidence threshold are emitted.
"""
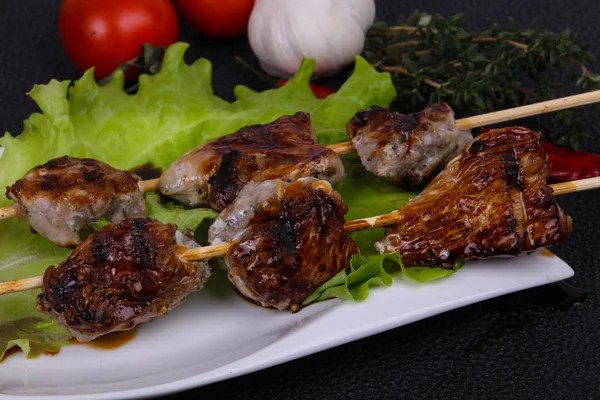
[0,252,575,400]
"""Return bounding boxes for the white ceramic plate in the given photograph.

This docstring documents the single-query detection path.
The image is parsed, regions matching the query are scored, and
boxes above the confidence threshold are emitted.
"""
[0,251,573,399]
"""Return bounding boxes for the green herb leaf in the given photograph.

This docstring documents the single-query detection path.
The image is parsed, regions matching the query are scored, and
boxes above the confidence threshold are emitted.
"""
[365,12,599,148]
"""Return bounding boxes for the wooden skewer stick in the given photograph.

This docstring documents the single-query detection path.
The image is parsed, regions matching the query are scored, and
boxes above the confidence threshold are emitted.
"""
[0,205,17,219]
[327,90,600,155]
[139,177,160,192]
[548,176,600,196]
[1,176,598,296]
[0,276,44,294]
[2,90,600,220]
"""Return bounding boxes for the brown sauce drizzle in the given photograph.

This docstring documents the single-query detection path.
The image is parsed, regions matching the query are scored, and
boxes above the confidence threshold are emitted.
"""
[1,328,139,362]
[72,327,139,350]
[129,163,162,180]
[0,346,21,363]
[539,248,555,257]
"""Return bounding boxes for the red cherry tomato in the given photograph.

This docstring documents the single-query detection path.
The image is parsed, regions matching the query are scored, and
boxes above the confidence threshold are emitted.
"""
[172,0,255,39]
[58,0,179,80]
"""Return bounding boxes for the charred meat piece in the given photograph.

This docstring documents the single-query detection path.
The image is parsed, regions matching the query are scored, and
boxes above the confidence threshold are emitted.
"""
[159,113,345,210]
[209,178,358,312]
[6,156,146,247]
[376,127,572,266]
[207,150,259,211]
[37,218,212,342]
[347,103,473,187]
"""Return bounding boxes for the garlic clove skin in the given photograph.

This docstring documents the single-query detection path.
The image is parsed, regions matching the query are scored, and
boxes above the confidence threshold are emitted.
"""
[248,0,376,79]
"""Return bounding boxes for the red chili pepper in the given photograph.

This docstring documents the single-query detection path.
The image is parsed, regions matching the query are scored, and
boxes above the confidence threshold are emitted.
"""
[277,79,337,99]
[544,143,600,181]
[479,127,600,182]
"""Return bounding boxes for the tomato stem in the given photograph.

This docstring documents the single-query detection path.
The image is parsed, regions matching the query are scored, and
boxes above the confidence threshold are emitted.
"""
[96,43,165,93]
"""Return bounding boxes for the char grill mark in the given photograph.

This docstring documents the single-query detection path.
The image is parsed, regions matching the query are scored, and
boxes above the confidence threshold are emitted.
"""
[36,218,213,342]
[158,113,345,210]
[347,103,474,187]
[208,150,259,211]
[208,178,358,312]
[501,150,524,190]
[91,233,111,264]
[6,156,147,247]
[272,217,298,256]
[131,218,155,267]
[376,126,572,266]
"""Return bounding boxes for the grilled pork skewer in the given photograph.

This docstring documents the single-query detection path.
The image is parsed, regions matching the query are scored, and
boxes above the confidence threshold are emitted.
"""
[2,165,596,299]
[0,173,591,297]
[159,112,345,211]
[0,128,591,342]
[1,91,599,240]
[345,91,600,187]
[331,89,600,156]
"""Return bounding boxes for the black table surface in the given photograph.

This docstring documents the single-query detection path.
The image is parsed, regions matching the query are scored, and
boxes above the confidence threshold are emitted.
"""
[2,0,600,399]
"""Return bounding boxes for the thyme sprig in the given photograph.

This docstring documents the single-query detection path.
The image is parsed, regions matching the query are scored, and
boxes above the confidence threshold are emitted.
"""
[363,12,600,149]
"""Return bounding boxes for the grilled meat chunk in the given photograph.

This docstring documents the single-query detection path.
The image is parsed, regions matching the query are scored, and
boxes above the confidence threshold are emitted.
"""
[347,103,473,187]
[376,127,572,266]
[6,156,146,247]
[37,218,212,342]
[159,113,345,210]
[209,178,358,312]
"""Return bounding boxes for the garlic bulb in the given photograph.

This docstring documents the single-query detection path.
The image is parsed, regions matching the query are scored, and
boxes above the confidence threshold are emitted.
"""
[248,0,376,78]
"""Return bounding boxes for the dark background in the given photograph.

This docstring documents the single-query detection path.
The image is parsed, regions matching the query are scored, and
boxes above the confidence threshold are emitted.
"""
[2,0,600,399]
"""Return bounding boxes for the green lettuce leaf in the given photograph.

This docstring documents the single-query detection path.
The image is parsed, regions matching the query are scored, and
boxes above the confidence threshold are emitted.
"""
[303,252,463,306]
[0,45,395,194]
[0,218,72,359]
[232,56,397,145]
[0,42,396,359]
[335,153,419,255]
[87,194,216,233]
[88,219,110,231]
[0,313,71,360]
[145,193,217,242]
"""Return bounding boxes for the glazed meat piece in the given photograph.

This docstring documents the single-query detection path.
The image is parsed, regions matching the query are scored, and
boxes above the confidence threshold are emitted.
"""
[209,178,358,312]
[6,156,146,247]
[159,112,345,211]
[347,103,473,187]
[376,127,572,266]
[37,218,212,342]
